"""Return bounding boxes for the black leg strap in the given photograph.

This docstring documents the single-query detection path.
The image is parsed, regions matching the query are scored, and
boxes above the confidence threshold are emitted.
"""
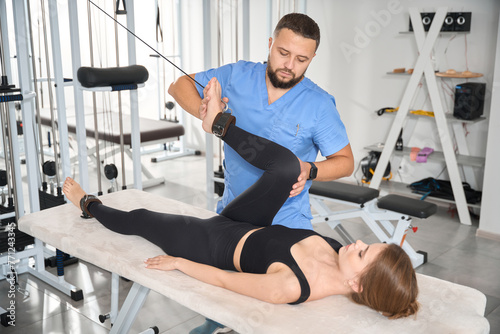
[212,112,236,138]
[79,195,102,219]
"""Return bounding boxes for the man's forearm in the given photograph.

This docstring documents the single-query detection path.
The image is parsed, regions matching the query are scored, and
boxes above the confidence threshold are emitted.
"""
[168,74,202,118]
[314,156,354,181]
[312,144,354,181]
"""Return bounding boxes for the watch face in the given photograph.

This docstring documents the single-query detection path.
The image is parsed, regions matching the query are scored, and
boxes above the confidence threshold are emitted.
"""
[309,164,317,179]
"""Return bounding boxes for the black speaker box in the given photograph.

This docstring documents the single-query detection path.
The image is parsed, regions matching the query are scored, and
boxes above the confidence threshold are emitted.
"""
[442,13,455,31]
[409,12,471,32]
[453,82,486,120]
[454,12,472,32]
[409,12,435,31]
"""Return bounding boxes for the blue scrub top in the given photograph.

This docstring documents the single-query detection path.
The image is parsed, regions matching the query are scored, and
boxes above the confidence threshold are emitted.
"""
[196,60,349,230]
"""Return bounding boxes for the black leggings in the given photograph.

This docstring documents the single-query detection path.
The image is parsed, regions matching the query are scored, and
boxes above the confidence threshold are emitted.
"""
[88,124,300,270]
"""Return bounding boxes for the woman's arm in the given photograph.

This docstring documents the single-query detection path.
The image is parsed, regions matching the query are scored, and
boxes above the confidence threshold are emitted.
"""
[145,255,300,304]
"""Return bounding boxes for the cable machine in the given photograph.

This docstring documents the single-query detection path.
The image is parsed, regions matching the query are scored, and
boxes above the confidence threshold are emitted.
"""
[150,0,201,163]
[85,0,131,194]
[204,0,250,210]
[1,1,85,326]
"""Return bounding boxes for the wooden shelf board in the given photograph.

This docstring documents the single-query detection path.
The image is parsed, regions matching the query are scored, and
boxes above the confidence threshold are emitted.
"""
[436,71,483,78]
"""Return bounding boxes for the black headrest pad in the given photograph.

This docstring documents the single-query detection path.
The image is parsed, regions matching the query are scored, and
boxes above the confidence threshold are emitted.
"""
[310,181,380,204]
[77,65,149,88]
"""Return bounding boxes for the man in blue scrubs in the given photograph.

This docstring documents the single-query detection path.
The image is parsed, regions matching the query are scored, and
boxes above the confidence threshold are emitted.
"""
[169,12,353,334]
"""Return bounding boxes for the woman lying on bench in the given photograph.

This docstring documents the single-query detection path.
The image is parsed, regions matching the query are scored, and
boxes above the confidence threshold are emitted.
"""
[63,78,419,319]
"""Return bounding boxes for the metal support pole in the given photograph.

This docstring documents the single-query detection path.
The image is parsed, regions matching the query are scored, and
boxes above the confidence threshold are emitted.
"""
[48,0,71,189]
[11,0,37,215]
[40,0,62,193]
[0,18,15,208]
[68,0,90,192]
[297,0,307,14]
[110,272,119,323]
[87,0,103,195]
[114,0,127,190]
[26,0,46,187]
[241,0,249,60]
[109,283,150,334]
[203,0,215,211]
[126,0,142,190]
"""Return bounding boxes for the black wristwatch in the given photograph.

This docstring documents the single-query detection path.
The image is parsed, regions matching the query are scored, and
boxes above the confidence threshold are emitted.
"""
[307,162,318,180]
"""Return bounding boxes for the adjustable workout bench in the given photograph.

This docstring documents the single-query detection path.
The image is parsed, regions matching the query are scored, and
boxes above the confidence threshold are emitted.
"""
[42,65,187,189]
[310,181,437,268]
[39,111,185,188]
[18,190,489,333]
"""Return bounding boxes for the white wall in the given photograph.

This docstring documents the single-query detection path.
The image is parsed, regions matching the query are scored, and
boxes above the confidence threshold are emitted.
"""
[177,0,499,188]
[9,0,497,179]
[303,0,498,186]
[478,10,500,238]
[5,0,498,229]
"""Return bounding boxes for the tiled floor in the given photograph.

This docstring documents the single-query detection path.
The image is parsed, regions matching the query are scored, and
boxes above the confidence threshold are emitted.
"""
[1,150,499,333]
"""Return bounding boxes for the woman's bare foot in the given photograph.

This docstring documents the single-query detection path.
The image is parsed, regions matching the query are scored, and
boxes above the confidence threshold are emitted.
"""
[62,177,87,209]
[201,77,223,134]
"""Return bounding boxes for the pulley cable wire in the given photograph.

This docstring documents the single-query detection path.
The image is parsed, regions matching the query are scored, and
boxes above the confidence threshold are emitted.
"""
[87,0,205,90]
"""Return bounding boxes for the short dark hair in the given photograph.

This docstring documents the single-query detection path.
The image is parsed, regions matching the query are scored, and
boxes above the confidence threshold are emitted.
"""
[273,13,320,51]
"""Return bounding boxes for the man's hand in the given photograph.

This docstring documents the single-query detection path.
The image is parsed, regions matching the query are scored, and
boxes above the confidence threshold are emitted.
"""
[290,158,310,198]
[199,79,229,121]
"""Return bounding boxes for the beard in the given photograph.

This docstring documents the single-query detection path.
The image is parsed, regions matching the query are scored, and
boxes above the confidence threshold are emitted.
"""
[266,56,305,89]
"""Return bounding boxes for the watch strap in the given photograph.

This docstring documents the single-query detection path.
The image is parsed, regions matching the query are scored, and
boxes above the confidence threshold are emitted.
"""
[307,162,318,180]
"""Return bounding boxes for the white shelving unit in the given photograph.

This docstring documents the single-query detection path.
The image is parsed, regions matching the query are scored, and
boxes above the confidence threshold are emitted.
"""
[369,7,485,226]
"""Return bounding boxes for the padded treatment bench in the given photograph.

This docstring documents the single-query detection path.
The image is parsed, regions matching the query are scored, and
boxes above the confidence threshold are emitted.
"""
[310,181,438,268]
[18,190,489,333]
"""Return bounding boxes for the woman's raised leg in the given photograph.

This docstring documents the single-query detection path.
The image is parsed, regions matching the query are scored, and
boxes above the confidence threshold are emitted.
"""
[202,78,300,227]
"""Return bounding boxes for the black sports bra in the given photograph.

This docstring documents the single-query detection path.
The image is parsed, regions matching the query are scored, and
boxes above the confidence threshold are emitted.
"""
[239,225,342,304]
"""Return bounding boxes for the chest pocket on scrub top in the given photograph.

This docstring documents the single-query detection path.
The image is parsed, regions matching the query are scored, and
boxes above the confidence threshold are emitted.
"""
[270,119,309,153]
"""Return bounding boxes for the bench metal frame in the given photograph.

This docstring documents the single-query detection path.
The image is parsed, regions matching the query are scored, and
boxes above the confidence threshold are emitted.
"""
[310,194,426,268]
